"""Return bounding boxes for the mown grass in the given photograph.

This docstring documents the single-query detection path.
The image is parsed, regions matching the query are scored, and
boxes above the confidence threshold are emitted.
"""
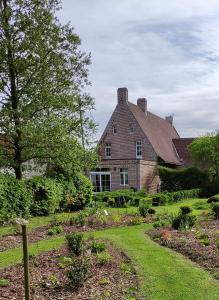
[0,198,209,237]
[0,224,218,300]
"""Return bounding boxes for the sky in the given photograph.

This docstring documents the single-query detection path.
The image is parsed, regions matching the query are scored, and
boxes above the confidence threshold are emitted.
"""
[58,0,219,138]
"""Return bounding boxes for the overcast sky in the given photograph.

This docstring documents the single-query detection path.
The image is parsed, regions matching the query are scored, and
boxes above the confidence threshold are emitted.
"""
[59,0,219,138]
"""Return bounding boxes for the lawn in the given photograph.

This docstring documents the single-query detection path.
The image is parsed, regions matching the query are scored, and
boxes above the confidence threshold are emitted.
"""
[0,224,218,300]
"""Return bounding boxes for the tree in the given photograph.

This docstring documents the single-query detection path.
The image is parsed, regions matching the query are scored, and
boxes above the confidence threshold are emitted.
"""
[188,132,219,180]
[0,0,97,179]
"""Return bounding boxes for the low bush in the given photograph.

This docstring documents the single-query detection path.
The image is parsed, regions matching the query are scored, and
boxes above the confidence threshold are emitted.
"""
[128,216,142,226]
[148,208,156,214]
[66,233,84,256]
[180,206,192,215]
[152,193,170,206]
[212,203,219,219]
[48,225,63,236]
[66,256,90,288]
[96,251,112,266]
[69,212,86,227]
[167,189,201,203]
[91,240,106,253]
[172,214,196,230]
[138,202,150,217]
[207,195,219,203]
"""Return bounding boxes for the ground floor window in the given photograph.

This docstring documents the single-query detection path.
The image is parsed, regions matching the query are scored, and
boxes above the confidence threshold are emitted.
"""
[120,168,128,186]
[90,171,111,192]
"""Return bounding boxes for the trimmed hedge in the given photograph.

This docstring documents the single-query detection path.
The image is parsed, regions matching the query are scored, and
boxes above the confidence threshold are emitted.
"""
[0,175,32,223]
[158,166,207,192]
[27,176,63,216]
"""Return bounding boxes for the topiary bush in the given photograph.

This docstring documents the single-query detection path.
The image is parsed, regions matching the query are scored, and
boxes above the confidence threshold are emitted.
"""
[27,176,63,216]
[66,233,84,257]
[180,206,192,215]
[207,194,219,204]
[0,175,32,223]
[172,213,196,230]
[212,203,219,219]
[66,256,90,288]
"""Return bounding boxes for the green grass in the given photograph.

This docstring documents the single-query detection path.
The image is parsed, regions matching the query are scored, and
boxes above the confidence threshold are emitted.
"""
[0,224,218,300]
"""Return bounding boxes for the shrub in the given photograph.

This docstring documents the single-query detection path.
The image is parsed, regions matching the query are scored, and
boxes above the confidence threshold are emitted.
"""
[66,257,90,288]
[58,256,73,268]
[69,212,86,227]
[66,233,84,256]
[153,220,168,229]
[212,203,219,219]
[167,189,201,203]
[152,193,170,206]
[180,206,192,215]
[91,240,106,253]
[96,251,112,266]
[148,208,156,214]
[158,166,208,192]
[27,176,63,216]
[0,175,32,222]
[72,173,93,210]
[172,214,196,230]
[48,225,63,236]
[207,195,219,203]
[138,202,150,217]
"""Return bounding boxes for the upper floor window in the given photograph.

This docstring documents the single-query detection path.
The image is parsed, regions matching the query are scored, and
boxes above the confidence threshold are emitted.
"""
[105,143,111,158]
[120,168,128,186]
[129,124,134,134]
[112,126,117,135]
[136,141,142,158]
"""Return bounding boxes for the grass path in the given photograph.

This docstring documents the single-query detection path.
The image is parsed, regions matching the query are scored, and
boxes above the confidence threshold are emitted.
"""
[0,224,218,300]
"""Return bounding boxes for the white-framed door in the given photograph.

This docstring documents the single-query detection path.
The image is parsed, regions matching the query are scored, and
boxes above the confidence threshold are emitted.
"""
[90,171,111,192]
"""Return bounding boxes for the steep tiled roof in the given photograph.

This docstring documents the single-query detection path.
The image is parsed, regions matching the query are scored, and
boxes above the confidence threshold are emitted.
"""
[172,138,195,166]
[128,102,181,165]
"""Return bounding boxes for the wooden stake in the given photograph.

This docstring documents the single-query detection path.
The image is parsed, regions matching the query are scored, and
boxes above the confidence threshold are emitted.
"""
[22,224,30,300]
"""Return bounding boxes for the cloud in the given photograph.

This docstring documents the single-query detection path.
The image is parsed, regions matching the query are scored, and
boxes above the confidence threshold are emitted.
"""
[59,0,219,138]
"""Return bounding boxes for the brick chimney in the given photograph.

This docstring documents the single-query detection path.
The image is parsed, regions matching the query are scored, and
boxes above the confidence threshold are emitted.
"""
[137,98,147,113]
[117,87,128,104]
[166,115,173,125]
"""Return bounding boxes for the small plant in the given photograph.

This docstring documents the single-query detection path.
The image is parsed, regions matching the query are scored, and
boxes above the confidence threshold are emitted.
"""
[48,225,63,236]
[172,214,196,230]
[153,220,168,229]
[0,278,10,287]
[66,257,90,288]
[180,206,192,215]
[96,251,113,266]
[148,208,156,214]
[120,262,132,274]
[160,229,171,244]
[91,240,106,253]
[58,256,73,268]
[200,238,210,246]
[66,233,84,256]
[47,274,59,286]
[72,212,86,227]
[212,203,219,219]
[111,214,121,223]
[98,277,111,285]
[138,203,150,217]
[128,216,142,226]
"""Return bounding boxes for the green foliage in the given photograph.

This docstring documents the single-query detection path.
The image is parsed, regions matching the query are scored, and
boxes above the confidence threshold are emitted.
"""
[212,203,219,219]
[47,225,63,236]
[66,233,84,257]
[27,177,63,216]
[138,202,150,217]
[172,213,196,230]
[192,200,209,210]
[96,251,112,266]
[58,256,73,269]
[152,193,170,206]
[69,212,86,227]
[166,189,201,203]
[72,173,93,210]
[188,133,219,180]
[0,175,32,222]
[180,206,192,215]
[91,240,106,253]
[148,208,156,214]
[0,277,10,287]
[128,216,142,226]
[158,166,208,192]
[207,194,219,203]
[66,256,91,288]
[0,0,96,179]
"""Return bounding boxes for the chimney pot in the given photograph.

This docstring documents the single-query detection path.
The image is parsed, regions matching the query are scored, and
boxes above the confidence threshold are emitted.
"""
[117,87,128,104]
[166,115,173,125]
[137,98,147,113]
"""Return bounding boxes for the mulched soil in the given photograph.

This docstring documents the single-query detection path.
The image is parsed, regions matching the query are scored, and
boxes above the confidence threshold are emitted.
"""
[147,219,219,275]
[0,214,155,253]
[0,242,144,300]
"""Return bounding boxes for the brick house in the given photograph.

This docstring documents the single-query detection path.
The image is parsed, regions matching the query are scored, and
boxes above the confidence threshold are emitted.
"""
[90,88,194,193]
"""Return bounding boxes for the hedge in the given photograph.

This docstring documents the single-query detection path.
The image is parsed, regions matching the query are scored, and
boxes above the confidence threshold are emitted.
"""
[158,166,207,192]
[0,175,32,223]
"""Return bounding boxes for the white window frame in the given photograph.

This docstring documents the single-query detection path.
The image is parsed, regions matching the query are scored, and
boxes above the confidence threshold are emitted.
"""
[90,171,111,192]
[105,143,111,158]
[136,141,142,158]
[120,168,129,186]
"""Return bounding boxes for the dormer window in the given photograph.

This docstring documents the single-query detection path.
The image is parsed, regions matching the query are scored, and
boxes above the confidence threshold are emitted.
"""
[136,141,142,158]
[105,143,111,158]
[112,126,117,135]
